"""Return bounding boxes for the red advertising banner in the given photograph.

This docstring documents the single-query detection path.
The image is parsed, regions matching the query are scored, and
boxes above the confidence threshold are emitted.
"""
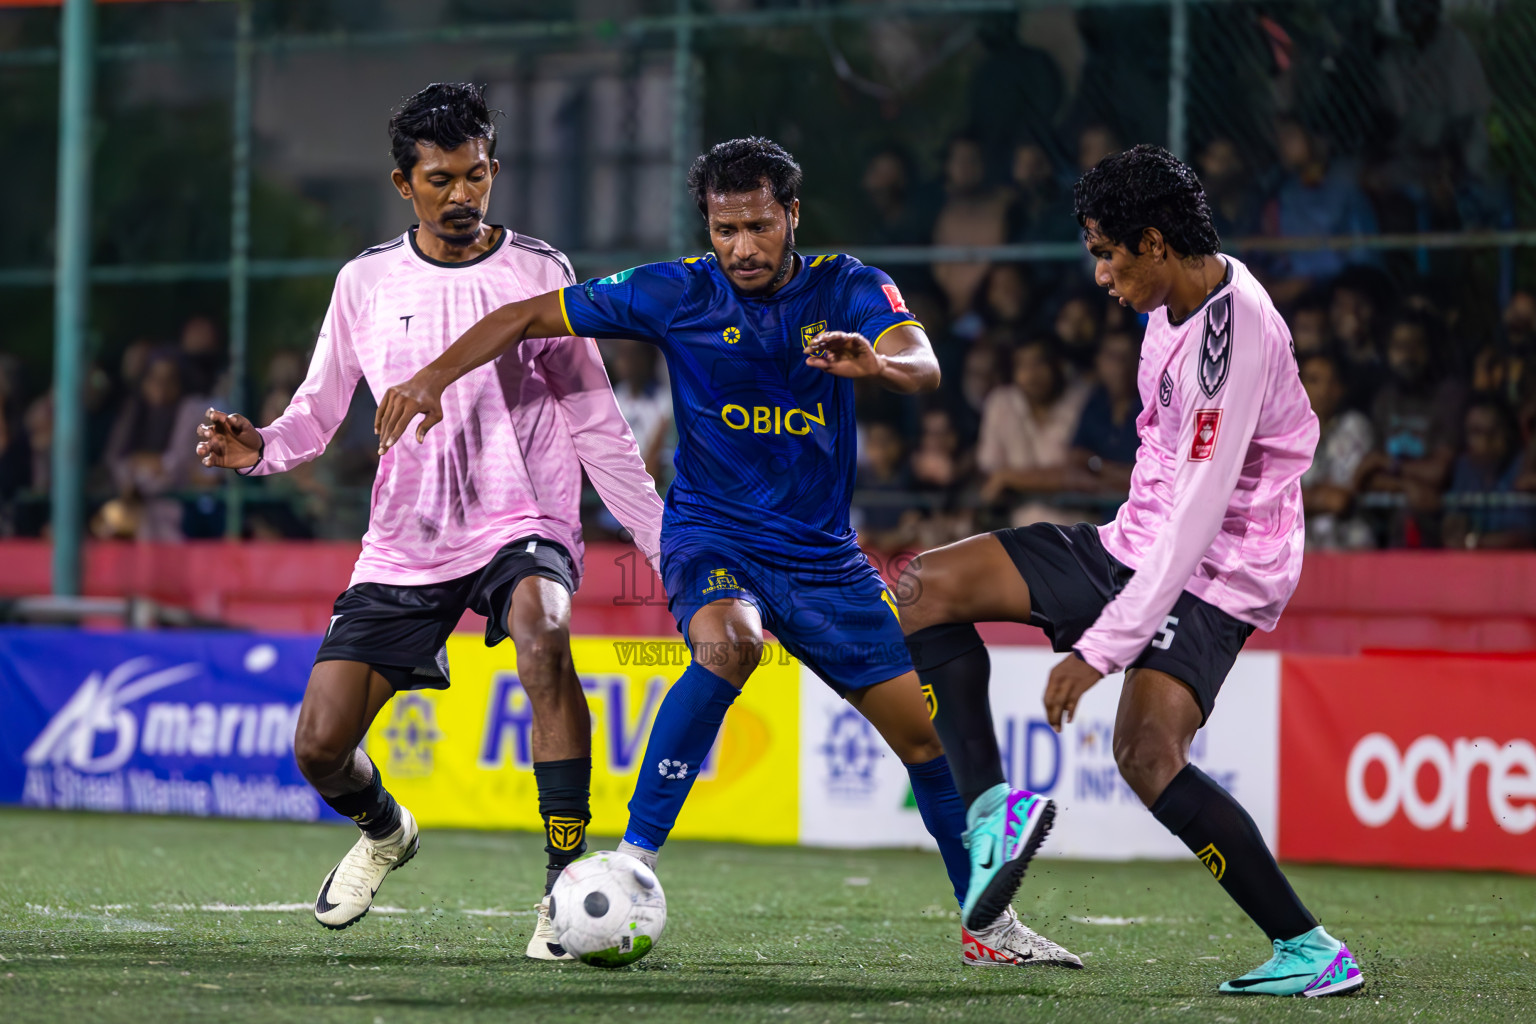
[1280,654,1536,874]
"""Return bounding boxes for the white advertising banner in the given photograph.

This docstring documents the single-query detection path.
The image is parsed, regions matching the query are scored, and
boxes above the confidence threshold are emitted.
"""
[798,648,1280,859]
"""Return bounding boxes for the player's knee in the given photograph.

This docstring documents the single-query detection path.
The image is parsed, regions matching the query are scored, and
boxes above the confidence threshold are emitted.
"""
[1112,727,1184,797]
[892,553,957,634]
[514,619,573,693]
[293,719,353,783]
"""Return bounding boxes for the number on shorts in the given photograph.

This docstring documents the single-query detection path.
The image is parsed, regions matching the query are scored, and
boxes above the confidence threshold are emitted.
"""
[1151,615,1179,650]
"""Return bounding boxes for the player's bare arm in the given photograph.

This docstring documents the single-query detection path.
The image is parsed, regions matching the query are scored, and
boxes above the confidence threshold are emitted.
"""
[373,290,568,451]
[196,408,263,470]
[804,323,939,394]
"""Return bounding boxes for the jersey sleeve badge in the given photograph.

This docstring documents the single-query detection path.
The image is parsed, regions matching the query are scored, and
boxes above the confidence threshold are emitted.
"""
[881,283,909,314]
[1190,409,1222,461]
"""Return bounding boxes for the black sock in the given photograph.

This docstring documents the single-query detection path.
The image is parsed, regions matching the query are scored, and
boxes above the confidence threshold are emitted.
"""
[535,757,592,894]
[324,767,401,841]
[1150,763,1317,942]
[905,623,1005,808]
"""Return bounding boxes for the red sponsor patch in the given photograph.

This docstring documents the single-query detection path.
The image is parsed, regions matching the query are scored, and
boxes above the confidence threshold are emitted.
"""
[1189,409,1222,461]
[881,283,909,314]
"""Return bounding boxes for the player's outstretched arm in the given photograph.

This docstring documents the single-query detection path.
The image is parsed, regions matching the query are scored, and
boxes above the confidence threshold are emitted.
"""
[196,408,263,471]
[374,290,569,451]
[804,324,939,394]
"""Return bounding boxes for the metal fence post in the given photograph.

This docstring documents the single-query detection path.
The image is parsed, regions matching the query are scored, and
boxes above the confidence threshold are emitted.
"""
[50,0,95,597]
[1167,0,1188,161]
[225,0,253,539]
[667,0,694,253]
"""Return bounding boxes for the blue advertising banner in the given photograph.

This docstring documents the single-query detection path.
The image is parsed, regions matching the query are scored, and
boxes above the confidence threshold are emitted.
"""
[0,629,338,822]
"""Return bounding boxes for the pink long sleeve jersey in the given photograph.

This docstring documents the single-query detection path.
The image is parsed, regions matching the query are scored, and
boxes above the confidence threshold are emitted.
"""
[244,228,664,589]
[1075,256,1319,676]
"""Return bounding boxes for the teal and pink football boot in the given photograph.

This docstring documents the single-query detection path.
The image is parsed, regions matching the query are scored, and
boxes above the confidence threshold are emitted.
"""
[1220,925,1364,997]
[959,784,1055,932]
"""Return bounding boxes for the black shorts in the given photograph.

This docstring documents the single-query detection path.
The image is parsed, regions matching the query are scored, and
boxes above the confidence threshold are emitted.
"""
[995,522,1255,723]
[314,536,577,690]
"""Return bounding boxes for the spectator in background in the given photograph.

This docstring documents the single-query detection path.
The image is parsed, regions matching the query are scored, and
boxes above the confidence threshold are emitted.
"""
[1052,289,1104,375]
[259,349,308,428]
[1330,268,1392,410]
[977,336,1090,527]
[179,315,226,398]
[1289,289,1334,360]
[1263,115,1377,308]
[1196,136,1263,240]
[101,349,218,540]
[1069,330,1142,501]
[1502,290,1536,428]
[1358,311,1465,544]
[1077,123,1120,174]
[931,133,1012,319]
[1377,0,1491,186]
[954,341,1008,446]
[853,420,916,552]
[860,144,935,246]
[609,339,673,485]
[909,404,977,549]
[1443,394,1534,550]
[1299,352,1376,550]
[1007,139,1077,243]
[966,262,1034,346]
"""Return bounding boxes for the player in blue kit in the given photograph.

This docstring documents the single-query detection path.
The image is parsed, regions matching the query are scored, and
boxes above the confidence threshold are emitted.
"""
[375,138,1079,967]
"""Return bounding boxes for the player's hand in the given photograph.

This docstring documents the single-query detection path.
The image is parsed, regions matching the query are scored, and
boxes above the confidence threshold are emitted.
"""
[195,408,262,470]
[1043,652,1103,733]
[375,370,445,453]
[804,331,883,379]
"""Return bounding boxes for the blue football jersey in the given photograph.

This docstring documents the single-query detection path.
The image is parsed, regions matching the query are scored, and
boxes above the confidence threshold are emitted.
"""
[560,253,920,552]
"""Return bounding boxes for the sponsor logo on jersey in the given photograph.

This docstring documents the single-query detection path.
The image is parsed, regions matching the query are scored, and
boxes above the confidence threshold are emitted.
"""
[881,283,909,314]
[880,590,900,621]
[800,320,828,350]
[1159,370,1173,407]
[720,401,827,435]
[702,568,740,596]
[722,326,741,344]
[1199,295,1232,398]
[657,758,690,780]
[1196,842,1226,880]
[546,816,587,852]
[1189,409,1222,461]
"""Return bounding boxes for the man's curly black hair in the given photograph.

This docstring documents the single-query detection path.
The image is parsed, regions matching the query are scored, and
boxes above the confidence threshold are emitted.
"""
[688,137,803,217]
[1072,143,1220,257]
[389,83,499,176]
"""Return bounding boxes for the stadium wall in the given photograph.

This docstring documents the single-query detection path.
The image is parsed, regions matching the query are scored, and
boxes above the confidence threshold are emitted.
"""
[4,540,1536,653]
[2,629,1532,874]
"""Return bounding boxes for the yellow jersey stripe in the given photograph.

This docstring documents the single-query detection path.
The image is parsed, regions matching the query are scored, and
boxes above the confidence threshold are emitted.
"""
[557,287,576,336]
[872,319,921,350]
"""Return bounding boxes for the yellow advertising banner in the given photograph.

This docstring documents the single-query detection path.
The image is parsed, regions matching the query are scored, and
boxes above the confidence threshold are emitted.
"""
[365,636,799,844]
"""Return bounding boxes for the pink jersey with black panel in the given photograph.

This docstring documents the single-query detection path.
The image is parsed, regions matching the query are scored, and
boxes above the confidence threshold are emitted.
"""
[245,228,664,589]
[1075,256,1319,675]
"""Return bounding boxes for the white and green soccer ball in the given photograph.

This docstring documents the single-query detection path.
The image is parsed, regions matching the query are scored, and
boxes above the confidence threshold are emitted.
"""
[550,850,667,968]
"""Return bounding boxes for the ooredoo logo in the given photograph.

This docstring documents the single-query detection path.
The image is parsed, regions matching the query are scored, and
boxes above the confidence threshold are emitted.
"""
[1345,733,1536,835]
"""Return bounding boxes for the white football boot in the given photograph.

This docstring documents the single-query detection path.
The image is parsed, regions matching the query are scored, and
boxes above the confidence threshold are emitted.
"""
[961,905,1084,968]
[313,806,419,930]
[526,895,577,961]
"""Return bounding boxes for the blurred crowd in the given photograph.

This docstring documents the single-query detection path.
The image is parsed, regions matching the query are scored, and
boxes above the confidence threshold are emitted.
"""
[1,0,1527,552]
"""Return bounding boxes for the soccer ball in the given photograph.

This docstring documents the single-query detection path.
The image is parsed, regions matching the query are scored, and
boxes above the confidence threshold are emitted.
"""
[549,850,667,967]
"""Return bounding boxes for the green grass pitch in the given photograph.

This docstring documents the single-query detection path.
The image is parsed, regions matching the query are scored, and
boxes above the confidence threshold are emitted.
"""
[1,808,1531,1023]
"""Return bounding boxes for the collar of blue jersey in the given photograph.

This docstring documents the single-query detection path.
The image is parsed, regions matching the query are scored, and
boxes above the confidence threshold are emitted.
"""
[708,251,813,302]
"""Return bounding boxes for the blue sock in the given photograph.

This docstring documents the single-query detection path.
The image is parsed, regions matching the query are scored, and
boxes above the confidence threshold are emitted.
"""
[623,662,741,851]
[905,755,970,908]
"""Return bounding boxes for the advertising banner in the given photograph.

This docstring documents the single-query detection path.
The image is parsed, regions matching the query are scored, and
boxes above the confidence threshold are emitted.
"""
[799,649,1281,860]
[1280,654,1536,874]
[0,628,331,822]
[366,636,800,844]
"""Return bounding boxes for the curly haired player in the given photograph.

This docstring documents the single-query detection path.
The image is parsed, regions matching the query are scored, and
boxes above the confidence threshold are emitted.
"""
[896,144,1364,997]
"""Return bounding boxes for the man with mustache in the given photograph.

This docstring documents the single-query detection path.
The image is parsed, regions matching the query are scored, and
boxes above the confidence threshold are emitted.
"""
[375,137,1080,968]
[195,83,664,959]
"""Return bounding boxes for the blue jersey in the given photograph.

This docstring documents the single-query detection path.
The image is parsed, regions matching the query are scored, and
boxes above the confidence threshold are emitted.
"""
[560,253,920,553]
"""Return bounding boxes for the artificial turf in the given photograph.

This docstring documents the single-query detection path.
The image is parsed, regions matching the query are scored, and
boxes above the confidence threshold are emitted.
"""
[1,807,1531,1023]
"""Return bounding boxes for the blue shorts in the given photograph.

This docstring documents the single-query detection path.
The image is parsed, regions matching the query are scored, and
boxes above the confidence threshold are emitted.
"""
[661,530,912,693]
